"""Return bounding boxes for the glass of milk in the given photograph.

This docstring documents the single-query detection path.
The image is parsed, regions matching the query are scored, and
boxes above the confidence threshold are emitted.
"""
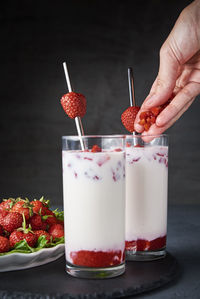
[62,135,126,278]
[125,134,168,261]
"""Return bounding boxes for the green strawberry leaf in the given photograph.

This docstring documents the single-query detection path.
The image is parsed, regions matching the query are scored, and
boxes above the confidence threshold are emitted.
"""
[0,236,65,256]
[52,208,64,221]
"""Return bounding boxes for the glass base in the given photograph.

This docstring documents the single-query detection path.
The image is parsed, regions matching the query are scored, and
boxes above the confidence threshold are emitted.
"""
[66,261,125,279]
[126,249,166,261]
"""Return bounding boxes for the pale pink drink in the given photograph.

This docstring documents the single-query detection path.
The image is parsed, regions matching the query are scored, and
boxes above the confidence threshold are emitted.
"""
[125,134,168,261]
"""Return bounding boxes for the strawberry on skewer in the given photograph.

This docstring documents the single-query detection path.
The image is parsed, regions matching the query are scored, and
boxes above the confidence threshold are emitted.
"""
[121,67,141,141]
[61,62,86,150]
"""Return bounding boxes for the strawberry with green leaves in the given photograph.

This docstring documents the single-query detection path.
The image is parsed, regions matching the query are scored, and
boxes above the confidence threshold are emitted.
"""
[9,214,37,248]
[9,230,37,248]
[49,224,64,240]
[11,198,33,220]
[29,214,47,231]
[30,197,49,215]
[0,198,15,213]
[34,230,51,244]
[3,212,23,233]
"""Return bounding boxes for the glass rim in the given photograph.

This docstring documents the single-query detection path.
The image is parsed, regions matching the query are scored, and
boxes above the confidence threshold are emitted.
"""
[62,135,126,140]
[62,134,167,139]
[125,133,168,139]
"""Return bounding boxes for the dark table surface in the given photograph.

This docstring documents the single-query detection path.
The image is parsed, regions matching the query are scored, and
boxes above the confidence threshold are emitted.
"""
[133,204,200,298]
[0,205,200,298]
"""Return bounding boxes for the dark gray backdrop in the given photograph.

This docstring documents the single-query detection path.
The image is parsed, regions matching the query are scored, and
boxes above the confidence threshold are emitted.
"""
[0,0,199,205]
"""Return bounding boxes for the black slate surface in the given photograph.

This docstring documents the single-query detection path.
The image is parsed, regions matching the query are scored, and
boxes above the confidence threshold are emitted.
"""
[0,253,178,299]
[0,205,200,298]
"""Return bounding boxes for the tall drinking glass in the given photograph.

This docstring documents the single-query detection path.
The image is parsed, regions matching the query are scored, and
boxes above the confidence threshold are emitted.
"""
[125,134,168,261]
[62,135,126,278]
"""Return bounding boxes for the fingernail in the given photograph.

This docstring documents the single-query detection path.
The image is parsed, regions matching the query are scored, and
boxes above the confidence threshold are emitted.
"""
[134,124,143,133]
[145,94,158,107]
[156,115,164,127]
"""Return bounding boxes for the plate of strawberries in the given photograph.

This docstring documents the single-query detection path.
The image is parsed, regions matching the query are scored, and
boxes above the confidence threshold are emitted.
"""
[0,196,65,272]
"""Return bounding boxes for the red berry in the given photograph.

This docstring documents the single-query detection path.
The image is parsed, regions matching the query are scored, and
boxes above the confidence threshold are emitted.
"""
[44,214,57,228]
[9,230,37,248]
[9,230,24,248]
[0,210,8,226]
[60,92,86,119]
[0,236,10,253]
[91,145,102,152]
[34,230,51,243]
[0,199,15,213]
[11,200,32,220]
[0,224,4,236]
[49,224,64,240]
[29,214,47,230]
[56,219,64,227]
[121,106,140,132]
[3,212,23,233]
[24,232,37,247]
[30,200,47,215]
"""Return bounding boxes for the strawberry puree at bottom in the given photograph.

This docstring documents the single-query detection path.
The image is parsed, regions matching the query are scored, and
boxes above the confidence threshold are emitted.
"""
[126,235,166,251]
[70,250,125,267]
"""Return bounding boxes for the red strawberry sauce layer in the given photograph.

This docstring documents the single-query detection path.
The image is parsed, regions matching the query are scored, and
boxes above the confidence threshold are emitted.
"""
[126,236,166,251]
[70,250,125,268]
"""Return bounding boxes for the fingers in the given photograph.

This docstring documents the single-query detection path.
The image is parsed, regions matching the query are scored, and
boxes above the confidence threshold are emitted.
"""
[142,97,195,139]
[143,43,180,109]
[156,81,200,127]
[134,42,180,133]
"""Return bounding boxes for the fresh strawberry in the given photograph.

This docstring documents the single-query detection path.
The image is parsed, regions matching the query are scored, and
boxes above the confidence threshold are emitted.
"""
[49,224,64,240]
[0,236,10,253]
[0,224,4,236]
[11,198,32,220]
[9,230,37,248]
[0,210,8,226]
[0,198,15,213]
[3,212,23,233]
[91,145,102,152]
[60,92,86,119]
[29,214,47,231]
[30,201,46,215]
[24,231,37,247]
[43,214,57,228]
[30,197,49,215]
[9,230,24,248]
[121,106,140,132]
[34,230,51,243]
[56,219,64,227]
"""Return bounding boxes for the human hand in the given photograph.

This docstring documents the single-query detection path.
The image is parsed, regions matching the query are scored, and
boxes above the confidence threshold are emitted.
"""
[134,0,200,136]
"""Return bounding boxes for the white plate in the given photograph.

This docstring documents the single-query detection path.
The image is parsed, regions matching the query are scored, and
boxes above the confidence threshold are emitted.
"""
[0,244,65,272]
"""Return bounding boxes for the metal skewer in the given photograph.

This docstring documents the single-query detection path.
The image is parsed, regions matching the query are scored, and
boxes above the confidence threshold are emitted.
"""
[128,67,138,145]
[128,67,136,108]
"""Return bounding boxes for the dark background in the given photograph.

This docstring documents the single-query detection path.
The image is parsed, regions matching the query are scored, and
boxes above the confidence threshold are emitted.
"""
[0,0,199,206]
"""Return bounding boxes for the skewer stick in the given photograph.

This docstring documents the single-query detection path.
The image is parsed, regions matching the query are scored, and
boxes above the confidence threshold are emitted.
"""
[128,67,137,137]
[128,67,139,147]
[128,67,136,107]
[63,62,85,150]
